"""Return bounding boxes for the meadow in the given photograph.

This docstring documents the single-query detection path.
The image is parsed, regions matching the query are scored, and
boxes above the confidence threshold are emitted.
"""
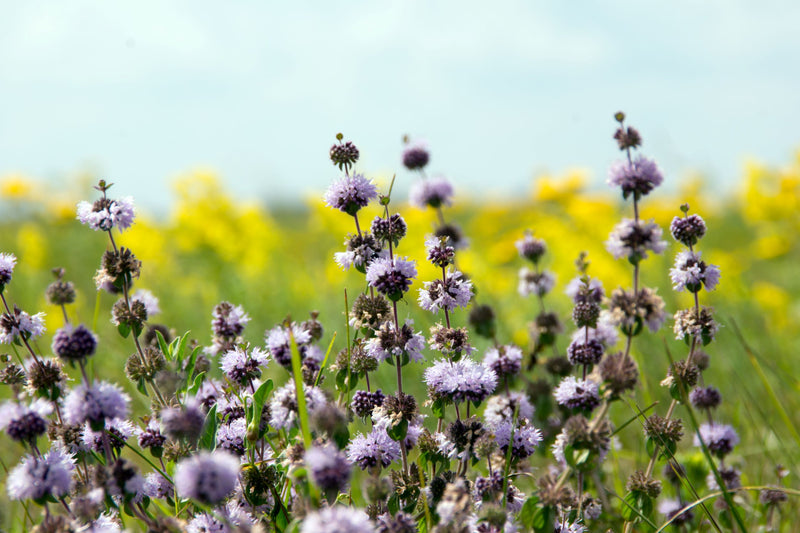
[0,130,798,532]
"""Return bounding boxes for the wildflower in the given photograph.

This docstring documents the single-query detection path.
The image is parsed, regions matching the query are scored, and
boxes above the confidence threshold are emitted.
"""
[555,519,588,533]
[598,352,639,397]
[425,235,456,267]
[483,392,534,428]
[607,155,664,199]
[46,277,77,306]
[376,512,416,533]
[0,252,16,290]
[174,451,240,505]
[0,398,52,443]
[694,423,739,458]
[26,358,67,398]
[569,311,618,347]
[609,287,666,335]
[0,307,46,344]
[187,502,254,533]
[265,322,313,367]
[424,358,497,404]
[63,381,129,429]
[658,498,694,526]
[143,472,172,499]
[324,173,377,216]
[347,426,401,469]
[77,195,136,232]
[7,445,74,501]
[137,418,167,452]
[673,306,718,343]
[707,465,741,491]
[161,401,207,442]
[371,214,407,246]
[334,232,382,272]
[759,488,788,506]
[428,324,475,358]
[305,444,352,493]
[670,250,720,292]
[419,270,473,313]
[643,414,683,447]
[690,386,722,410]
[402,138,430,171]
[554,376,601,411]
[566,276,604,304]
[220,346,270,385]
[670,214,706,247]
[212,301,250,339]
[627,470,662,498]
[132,289,160,316]
[366,319,425,363]
[216,418,247,456]
[473,471,524,512]
[329,138,360,170]
[301,506,374,533]
[194,378,222,410]
[482,344,523,378]
[567,338,604,366]
[351,389,386,418]
[365,256,417,301]
[494,419,542,460]
[516,232,547,264]
[52,324,97,362]
[518,268,556,297]
[82,417,134,452]
[269,382,327,430]
[614,122,642,150]
[605,218,667,263]
[349,293,391,332]
[410,175,454,209]
[79,513,122,533]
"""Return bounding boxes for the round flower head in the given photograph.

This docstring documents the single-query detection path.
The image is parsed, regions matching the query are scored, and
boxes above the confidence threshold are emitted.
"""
[609,287,666,335]
[7,445,75,501]
[137,418,167,451]
[220,346,270,385]
[555,519,588,533]
[516,232,546,264]
[402,138,430,171]
[324,173,377,216]
[690,386,722,410]
[161,401,207,442]
[131,289,160,316]
[329,139,360,170]
[518,268,556,298]
[216,418,247,456]
[366,320,425,363]
[482,344,523,378]
[269,382,327,430]
[605,218,667,264]
[301,506,374,533]
[670,214,706,247]
[694,423,739,458]
[0,398,52,443]
[0,252,16,290]
[175,451,240,505]
[418,270,473,313]
[570,311,619,348]
[143,472,173,500]
[565,276,604,305]
[346,426,401,469]
[77,195,136,232]
[187,502,254,533]
[265,322,313,367]
[554,376,601,411]
[351,389,386,418]
[82,417,134,452]
[658,498,694,526]
[673,306,718,344]
[334,232,383,272]
[428,324,475,359]
[425,235,456,268]
[494,419,543,460]
[305,444,352,493]
[483,392,534,429]
[410,175,454,209]
[424,358,497,404]
[567,338,604,366]
[607,155,664,199]
[365,256,417,301]
[0,307,46,344]
[371,214,407,247]
[670,251,720,292]
[52,324,97,362]
[212,301,250,340]
[63,381,130,429]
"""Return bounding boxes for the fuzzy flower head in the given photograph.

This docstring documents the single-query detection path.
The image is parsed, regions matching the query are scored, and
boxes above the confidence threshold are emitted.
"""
[305,444,352,493]
[670,251,720,292]
[694,423,739,458]
[371,214,407,247]
[77,194,136,232]
[365,256,417,301]
[671,213,707,247]
[482,344,523,378]
[410,175,454,209]
[131,289,160,316]
[494,419,543,460]
[425,235,456,268]
[63,381,130,430]
[265,322,313,368]
[428,324,475,359]
[7,445,75,501]
[212,302,250,340]
[334,232,382,273]
[83,417,134,453]
[216,418,247,456]
[220,346,270,385]
[518,268,556,298]
[516,232,547,264]
[609,287,666,335]
[269,382,327,431]
[606,218,667,264]
[324,173,377,216]
[402,138,430,171]
[566,276,605,305]
[0,398,52,443]
[175,451,240,505]
[301,506,374,533]
[483,392,534,429]
[658,498,694,526]
[554,377,601,411]
[674,306,719,345]
[0,252,16,290]
[419,270,473,313]
[346,426,401,470]
[607,155,664,200]
[0,307,46,344]
[570,310,619,348]
[52,324,97,362]
[424,358,497,404]
[366,319,426,363]
[143,472,173,500]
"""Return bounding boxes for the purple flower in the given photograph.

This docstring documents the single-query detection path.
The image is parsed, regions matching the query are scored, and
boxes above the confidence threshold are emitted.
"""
[160,401,207,442]
[334,233,383,272]
[132,289,160,316]
[482,344,523,378]
[82,417,134,452]
[7,445,75,501]
[410,176,454,209]
[565,276,604,305]
[269,382,327,431]
[194,378,222,410]
[220,346,270,385]
[518,268,555,298]
[569,311,619,347]
[265,322,312,368]
[515,232,547,263]
[402,139,430,171]
[607,155,664,199]
[494,420,543,459]
[63,381,130,428]
[175,451,240,505]
[671,214,707,247]
[658,498,694,526]
[346,426,401,469]
[0,307,45,344]
[79,513,122,533]
[0,399,52,443]
[418,270,473,313]
[555,519,588,533]
[554,377,601,411]
[305,444,352,493]
[324,173,377,215]
[605,218,667,263]
[694,423,739,458]
[365,256,417,301]
[143,472,173,499]
[351,389,386,418]
[77,196,136,232]
[669,251,720,292]
[301,506,374,533]
[483,392,534,429]
[212,302,250,340]
[137,418,167,451]
[187,501,254,533]
[425,235,456,267]
[0,252,16,288]
[424,358,497,404]
[52,324,97,362]
[216,418,247,456]
[567,338,604,366]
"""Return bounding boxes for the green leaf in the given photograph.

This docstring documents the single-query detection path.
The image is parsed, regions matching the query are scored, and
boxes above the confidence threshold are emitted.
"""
[387,418,408,442]
[187,372,207,396]
[117,323,131,338]
[431,398,446,419]
[332,425,350,450]
[174,332,191,365]
[198,405,218,450]
[249,379,273,428]
[289,332,312,449]
[155,329,170,360]
[387,493,400,515]
[136,378,148,396]
[532,505,552,532]
[620,491,639,521]
[519,496,539,527]
[315,334,337,387]
[180,346,200,392]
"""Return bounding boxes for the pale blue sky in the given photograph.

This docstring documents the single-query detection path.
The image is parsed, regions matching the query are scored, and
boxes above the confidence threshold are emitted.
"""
[1,1,798,213]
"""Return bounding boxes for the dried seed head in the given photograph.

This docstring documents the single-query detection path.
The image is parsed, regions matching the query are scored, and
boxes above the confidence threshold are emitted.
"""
[45,279,76,306]
[468,304,496,339]
[627,470,662,498]
[598,352,639,397]
[350,293,391,332]
[644,414,684,445]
